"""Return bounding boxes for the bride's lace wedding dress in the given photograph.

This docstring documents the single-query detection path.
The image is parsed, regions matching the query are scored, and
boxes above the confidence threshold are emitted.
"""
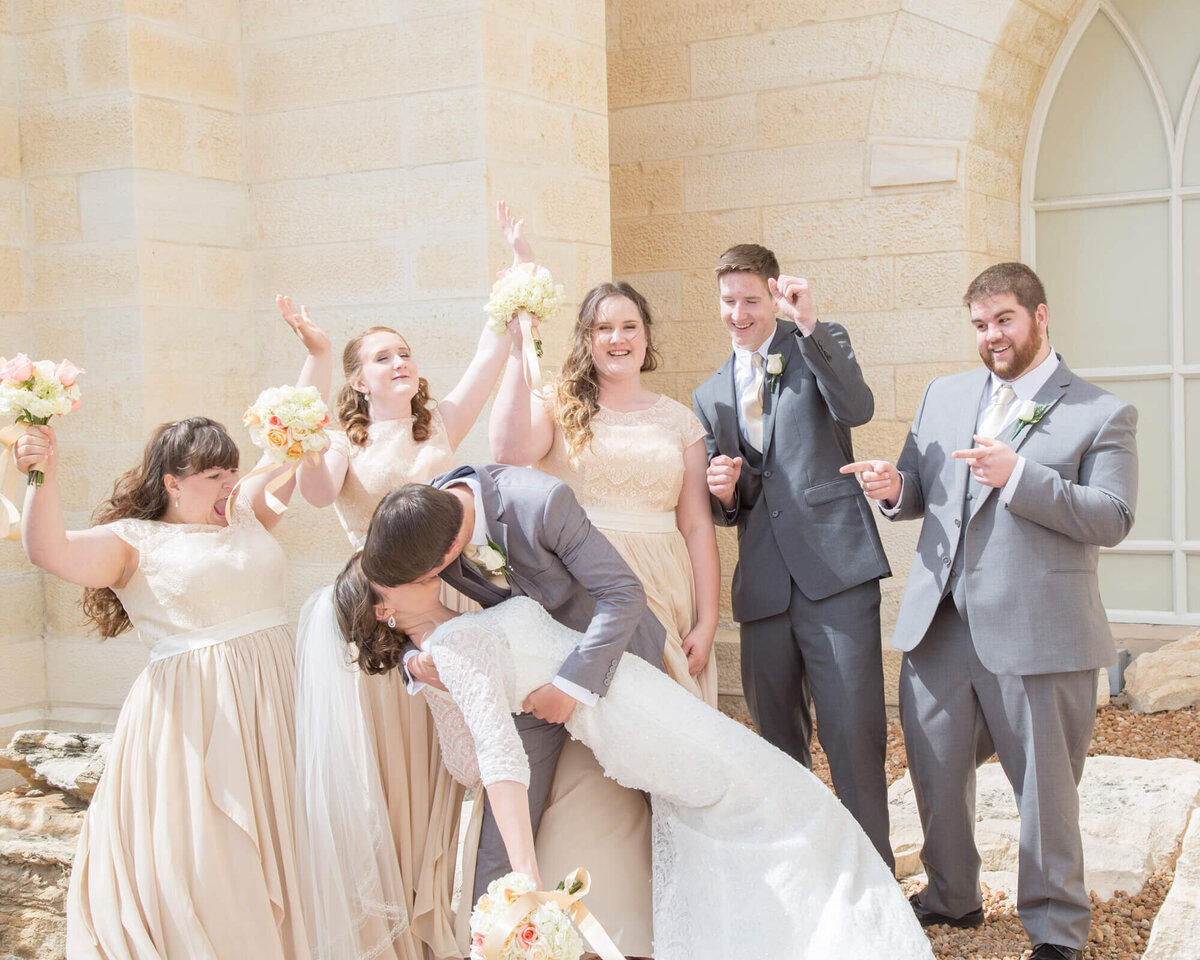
[422,596,933,960]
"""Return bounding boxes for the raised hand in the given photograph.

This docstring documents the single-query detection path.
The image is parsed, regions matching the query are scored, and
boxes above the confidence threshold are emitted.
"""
[706,455,742,509]
[840,459,902,504]
[952,435,1019,488]
[276,294,331,357]
[497,200,535,265]
[768,275,816,334]
[13,423,56,476]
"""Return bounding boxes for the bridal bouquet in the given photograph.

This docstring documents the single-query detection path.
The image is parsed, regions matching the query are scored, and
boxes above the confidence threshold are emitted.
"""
[243,385,331,463]
[0,353,84,487]
[469,872,584,960]
[484,262,564,357]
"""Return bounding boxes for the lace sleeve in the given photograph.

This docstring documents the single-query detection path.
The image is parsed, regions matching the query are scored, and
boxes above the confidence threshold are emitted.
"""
[421,689,481,787]
[428,621,529,788]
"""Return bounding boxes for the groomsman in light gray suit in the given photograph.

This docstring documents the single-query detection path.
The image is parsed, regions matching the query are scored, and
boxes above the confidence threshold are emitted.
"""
[692,244,894,867]
[844,262,1137,960]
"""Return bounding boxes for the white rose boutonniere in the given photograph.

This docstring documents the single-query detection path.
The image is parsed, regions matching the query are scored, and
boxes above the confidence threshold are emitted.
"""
[1009,399,1054,442]
[468,536,515,584]
[765,352,785,393]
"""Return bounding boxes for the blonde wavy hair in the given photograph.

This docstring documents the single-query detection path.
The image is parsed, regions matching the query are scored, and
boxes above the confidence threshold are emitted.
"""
[554,283,660,460]
[337,327,434,447]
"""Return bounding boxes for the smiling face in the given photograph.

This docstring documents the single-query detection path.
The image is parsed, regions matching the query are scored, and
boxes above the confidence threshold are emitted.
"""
[970,292,1050,381]
[353,330,418,407]
[589,295,648,382]
[165,466,240,526]
[719,271,778,352]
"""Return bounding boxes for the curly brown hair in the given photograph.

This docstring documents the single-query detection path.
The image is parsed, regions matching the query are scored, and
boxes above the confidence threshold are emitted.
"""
[82,417,240,638]
[333,553,410,675]
[337,327,434,447]
[554,283,660,460]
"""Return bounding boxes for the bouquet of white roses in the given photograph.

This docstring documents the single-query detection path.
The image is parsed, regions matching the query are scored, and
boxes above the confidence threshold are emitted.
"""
[0,353,84,487]
[484,262,564,356]
[469,872,584,960]
[243,385,331,463]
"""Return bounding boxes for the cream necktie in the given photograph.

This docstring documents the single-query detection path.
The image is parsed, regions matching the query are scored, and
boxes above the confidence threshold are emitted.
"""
[741,353,765,452]
[977,383,1016,440]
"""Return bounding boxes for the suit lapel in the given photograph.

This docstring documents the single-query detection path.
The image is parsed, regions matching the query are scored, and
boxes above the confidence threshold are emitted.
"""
[475,468,519,598]
[759,321,796,462]
[959,369,991,520]
[710,352,742,455]
[1008,360,1071,455]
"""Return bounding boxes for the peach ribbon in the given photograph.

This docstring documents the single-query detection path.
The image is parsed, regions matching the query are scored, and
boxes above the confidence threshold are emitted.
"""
[515,308,550,400]
[224,450,322,521]
[0,422,31,541]
[482,868,625,960]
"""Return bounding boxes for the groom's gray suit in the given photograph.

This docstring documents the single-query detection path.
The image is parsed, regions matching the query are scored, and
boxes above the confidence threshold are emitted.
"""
[432,464,665,898]
[692,318,894,866]
[888,358,1136,946]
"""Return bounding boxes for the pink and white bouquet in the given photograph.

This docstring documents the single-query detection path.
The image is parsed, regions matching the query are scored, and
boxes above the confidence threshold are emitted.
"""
[469,872,584,960]
[0,353,84,486]
[243,385,331,463]
[485,262,564,357]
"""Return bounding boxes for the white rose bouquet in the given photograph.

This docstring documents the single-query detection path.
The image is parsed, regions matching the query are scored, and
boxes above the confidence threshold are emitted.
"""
[469,872,584,960]
[484,262,564,358]
[243,385,331,464]
[0,353,84,487]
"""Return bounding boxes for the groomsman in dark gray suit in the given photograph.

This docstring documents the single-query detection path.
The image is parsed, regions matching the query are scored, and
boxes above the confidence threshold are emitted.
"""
[692,244,894,868]
[845,263,1138,960]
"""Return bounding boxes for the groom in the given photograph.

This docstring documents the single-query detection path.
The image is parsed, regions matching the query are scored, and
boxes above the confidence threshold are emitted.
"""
[363,465,665,900]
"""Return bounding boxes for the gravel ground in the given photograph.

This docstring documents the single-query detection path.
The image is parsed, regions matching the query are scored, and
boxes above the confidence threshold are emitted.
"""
[735,700,1200,959]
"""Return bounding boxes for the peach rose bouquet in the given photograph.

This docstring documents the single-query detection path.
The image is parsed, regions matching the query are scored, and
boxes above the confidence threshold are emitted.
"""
[0,354,84,487]
[469,872,584,960]
[243,384,331,464]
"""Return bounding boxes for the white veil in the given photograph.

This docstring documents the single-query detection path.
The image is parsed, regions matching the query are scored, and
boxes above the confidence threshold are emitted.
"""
[294,586,410,960]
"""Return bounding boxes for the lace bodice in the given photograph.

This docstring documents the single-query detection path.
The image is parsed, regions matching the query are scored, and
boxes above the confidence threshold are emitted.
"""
[535,395,706,514]
[329,411,455,544]
[104,498,286,648]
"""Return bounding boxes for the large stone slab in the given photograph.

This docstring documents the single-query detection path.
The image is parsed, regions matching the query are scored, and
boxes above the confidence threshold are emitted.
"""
[1126,631,1200,713]
[1143,807,1200,960]
[890,755,1200,899]
[0,731,110,802]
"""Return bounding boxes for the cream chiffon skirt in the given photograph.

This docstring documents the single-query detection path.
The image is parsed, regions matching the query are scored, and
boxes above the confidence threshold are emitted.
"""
[66,624,310,960]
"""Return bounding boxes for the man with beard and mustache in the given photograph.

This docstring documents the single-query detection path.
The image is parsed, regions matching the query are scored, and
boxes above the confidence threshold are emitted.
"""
[842,262,1138,960]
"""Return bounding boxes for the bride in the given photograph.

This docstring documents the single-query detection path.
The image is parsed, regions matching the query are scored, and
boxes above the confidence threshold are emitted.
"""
[311,491,935,960]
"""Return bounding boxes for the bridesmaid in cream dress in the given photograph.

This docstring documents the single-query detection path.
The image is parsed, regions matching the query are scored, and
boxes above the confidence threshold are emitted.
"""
[14,417,310,960]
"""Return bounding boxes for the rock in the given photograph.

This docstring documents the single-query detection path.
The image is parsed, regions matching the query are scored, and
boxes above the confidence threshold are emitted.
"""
[0,787,85,960]
[889,755,1200,899]
[1096,667,1111,708]
[1126,631,1200,713]
[0,731,110,802]
[1143,807,1200,960]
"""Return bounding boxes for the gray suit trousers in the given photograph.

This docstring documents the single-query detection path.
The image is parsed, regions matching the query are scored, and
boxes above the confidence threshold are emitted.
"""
[900,597,1096,947]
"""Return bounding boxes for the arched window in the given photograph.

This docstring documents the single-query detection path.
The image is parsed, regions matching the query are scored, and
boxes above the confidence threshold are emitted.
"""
[1023,0,1200,626]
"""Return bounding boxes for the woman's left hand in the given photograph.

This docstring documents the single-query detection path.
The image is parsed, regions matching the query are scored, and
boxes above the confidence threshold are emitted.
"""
[681,624,715,675]
[276,294,331,356]
[497,200,535,264]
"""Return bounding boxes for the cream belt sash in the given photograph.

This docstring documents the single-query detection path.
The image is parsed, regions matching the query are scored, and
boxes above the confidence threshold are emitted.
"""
[584,506,676,534]
[149,608,288,662]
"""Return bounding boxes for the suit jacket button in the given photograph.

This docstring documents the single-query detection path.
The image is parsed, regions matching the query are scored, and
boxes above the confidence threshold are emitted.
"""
[764,469,772,478]
[942,557,951,566]
[771,509,780,518]
[954,519,961,527]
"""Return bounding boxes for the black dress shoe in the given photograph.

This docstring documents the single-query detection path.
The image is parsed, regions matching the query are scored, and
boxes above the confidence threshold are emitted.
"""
[1030,944,1081,960]
[908,893,985,928]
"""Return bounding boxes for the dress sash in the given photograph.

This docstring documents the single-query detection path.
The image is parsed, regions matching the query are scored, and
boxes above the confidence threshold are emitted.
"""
[584,506,676,534]
[149,608,288,662]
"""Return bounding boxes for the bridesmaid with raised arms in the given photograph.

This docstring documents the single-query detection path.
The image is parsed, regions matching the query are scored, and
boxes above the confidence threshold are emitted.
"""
[282,204,653,959]
[14,416,310,960]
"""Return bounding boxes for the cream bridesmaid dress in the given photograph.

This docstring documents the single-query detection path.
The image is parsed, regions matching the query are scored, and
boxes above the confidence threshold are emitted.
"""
[66,497,310,960]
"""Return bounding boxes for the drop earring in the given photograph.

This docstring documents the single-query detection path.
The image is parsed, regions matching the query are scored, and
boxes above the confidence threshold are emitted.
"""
[387,615,396,629]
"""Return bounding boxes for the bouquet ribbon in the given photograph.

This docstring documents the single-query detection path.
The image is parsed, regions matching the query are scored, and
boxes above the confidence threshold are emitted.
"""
[224,450,322,521]
[482,868,625,960]
[516,309,550,400]
[0,423,27,541]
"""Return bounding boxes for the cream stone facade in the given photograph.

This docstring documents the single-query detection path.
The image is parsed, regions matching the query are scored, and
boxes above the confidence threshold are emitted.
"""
[3,0,1193,748]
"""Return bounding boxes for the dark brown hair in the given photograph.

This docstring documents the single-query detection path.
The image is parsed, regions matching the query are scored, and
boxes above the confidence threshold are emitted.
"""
[963,262,1048,318]
[83,417,240,638]
[360,484,464,587]
[333,553,407,675]
[554,282,660,460]
[337,327,434,447]
[714,243,781,286]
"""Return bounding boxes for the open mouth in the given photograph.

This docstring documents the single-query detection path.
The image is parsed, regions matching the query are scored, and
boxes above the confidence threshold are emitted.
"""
[213,498,227,520]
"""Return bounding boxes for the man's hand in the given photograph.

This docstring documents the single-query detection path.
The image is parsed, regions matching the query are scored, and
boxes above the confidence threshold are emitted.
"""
[768,275,817,335]
[952,435,1019,488]
[522,684,577,724]
[706,455,742,509]
[840,459,902,505]
[406,650,447,692]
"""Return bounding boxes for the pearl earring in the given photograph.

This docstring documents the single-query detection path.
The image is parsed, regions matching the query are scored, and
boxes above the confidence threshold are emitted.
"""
[387,615,396,629]
[174,499,180,509]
